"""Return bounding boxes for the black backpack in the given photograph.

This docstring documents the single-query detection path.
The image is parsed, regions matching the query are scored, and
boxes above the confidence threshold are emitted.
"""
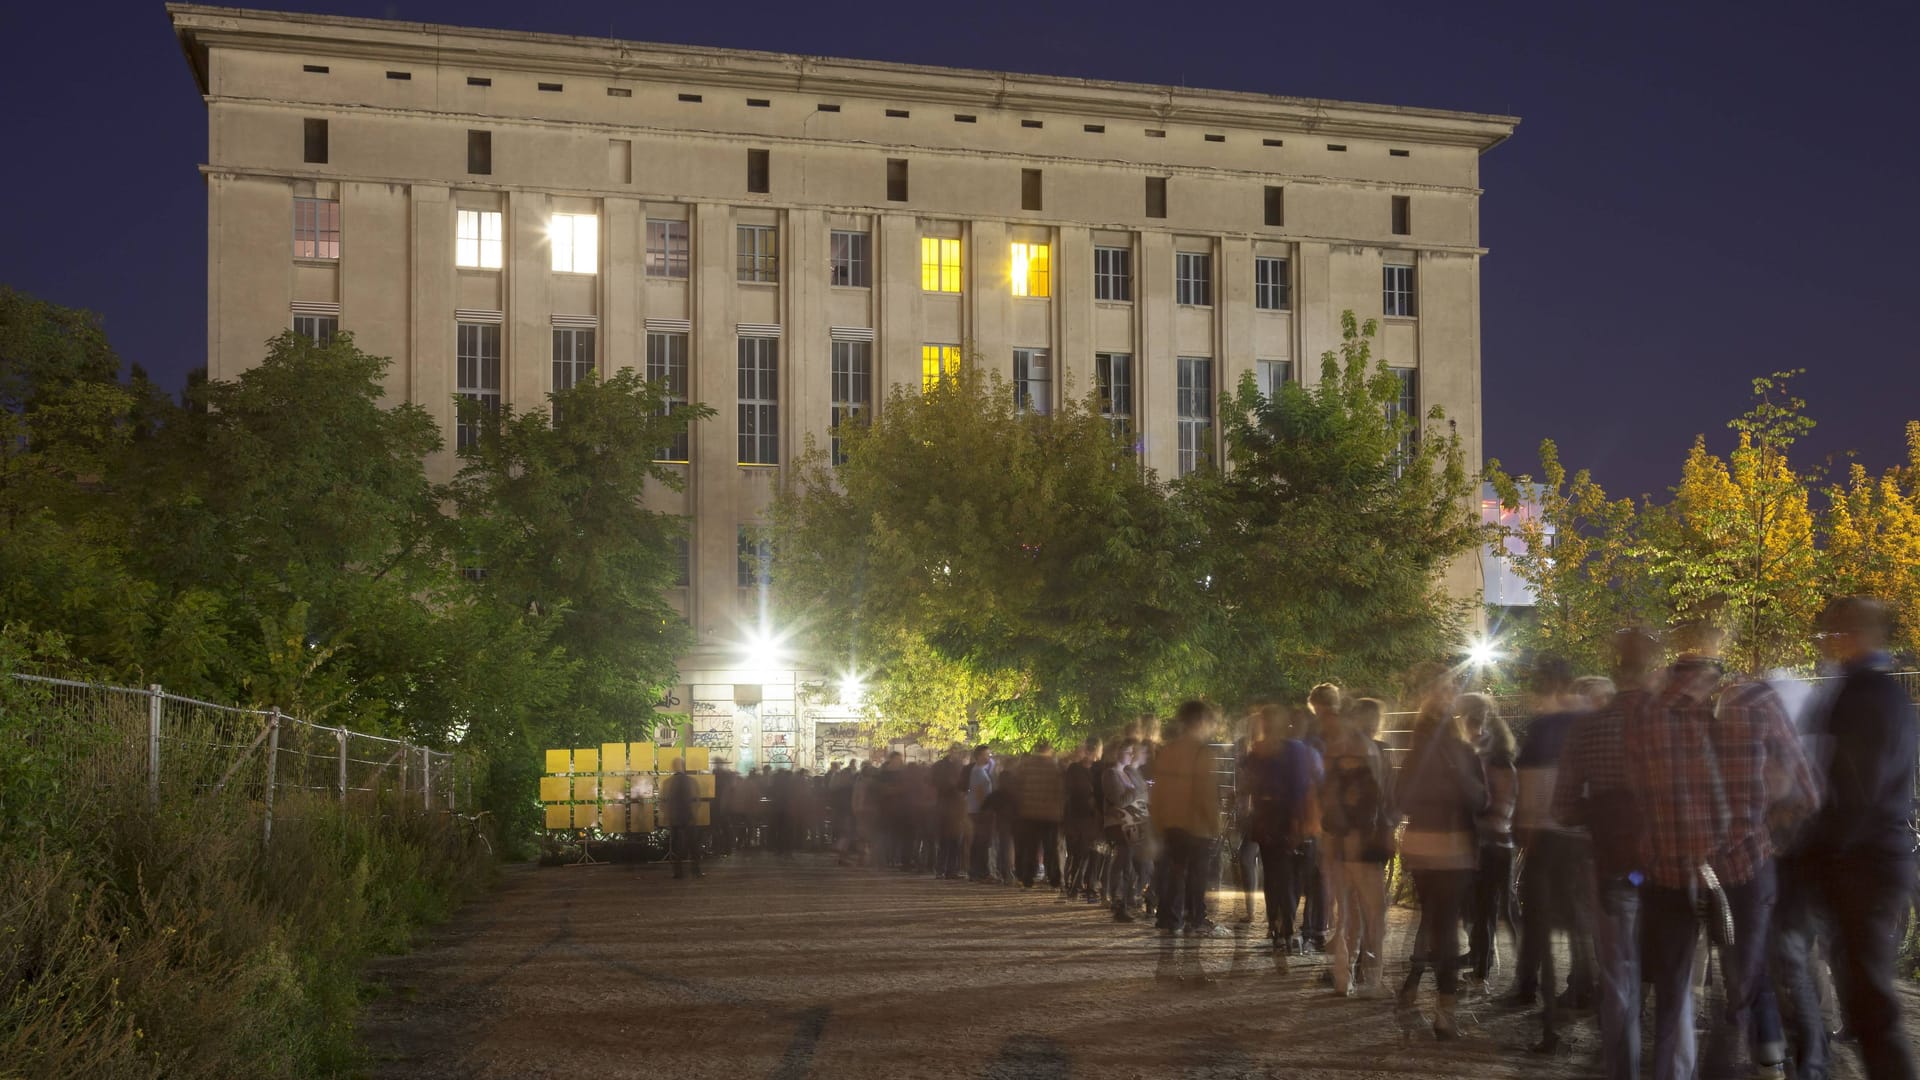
[1331,748,1395,862]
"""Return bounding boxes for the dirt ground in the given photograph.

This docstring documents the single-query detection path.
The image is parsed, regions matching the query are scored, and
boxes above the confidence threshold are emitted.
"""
[358,854,1915,1079]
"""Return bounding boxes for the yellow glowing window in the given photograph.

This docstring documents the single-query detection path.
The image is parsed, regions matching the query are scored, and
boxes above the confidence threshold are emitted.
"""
[1011,242,1050,298]
[920,237,962,293]
[922,344,961,391]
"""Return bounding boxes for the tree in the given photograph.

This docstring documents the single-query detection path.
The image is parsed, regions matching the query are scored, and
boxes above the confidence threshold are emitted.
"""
[1181,312,1485,702]
[1825,421,1920,658]
[771,359,1200,745]
[1485,440,1658,674]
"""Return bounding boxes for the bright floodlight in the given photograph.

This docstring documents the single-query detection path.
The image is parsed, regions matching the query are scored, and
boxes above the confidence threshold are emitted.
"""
[1466,637,1502,668]
[838,674,865,706]
[738,625,788,680]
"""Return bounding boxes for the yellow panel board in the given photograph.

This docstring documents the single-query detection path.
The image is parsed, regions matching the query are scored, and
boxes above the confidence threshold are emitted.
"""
[538,776,570,802]
[601,742,628,773]
[573,748,599,773]
[571,776,599,802]
[545,749,571,774]
[694,773,716,799]
[634,799,656,831]
[693,801,711,827]
[627,742,655,772]
[544,804,571,830]
[571,803,599,829]
[683,747,710,772]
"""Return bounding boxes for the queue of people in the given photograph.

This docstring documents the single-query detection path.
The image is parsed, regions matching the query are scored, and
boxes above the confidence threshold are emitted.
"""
[672,594,1915,1079]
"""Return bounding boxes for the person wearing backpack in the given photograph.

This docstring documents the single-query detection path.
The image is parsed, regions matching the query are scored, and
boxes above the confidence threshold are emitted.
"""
[1322,697,1397,997]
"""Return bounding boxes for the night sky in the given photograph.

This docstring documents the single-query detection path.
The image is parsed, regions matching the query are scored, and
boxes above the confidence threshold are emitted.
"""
[3,1,1916,500]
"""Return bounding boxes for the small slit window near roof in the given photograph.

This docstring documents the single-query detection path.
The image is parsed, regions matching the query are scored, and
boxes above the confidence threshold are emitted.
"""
[1204,133,1225,143]
[538,82,563,92]
[607,87,631,98]
[1145,129,1166,138]
[1263,138,1284,147]
[1390,148,1410,157]
[747,98,770,108]
[886,108,909,118]
[954,114,976,123]
[386,71,411,81]
[467,76,491,87]
[678,92,702,103]
[1084,123,1105,133]
[818,103,840,112]
[303,64,329,74]
[1327,143,1347,152]
[1022,119,1043,129]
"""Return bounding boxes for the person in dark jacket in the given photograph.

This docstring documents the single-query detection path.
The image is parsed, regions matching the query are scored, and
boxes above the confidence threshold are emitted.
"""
[1807,597,1915,1080]
[1062,738,1104,900]
[1243,704,1321,964]
[1395,676,1488,1040]
[1014,743,1065,888]
[663,756,703,879]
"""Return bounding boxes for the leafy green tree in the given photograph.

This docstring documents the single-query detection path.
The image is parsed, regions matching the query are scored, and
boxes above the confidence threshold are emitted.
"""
[1825,422,1920,658]
[772,359,1200,745]
[1181,312,1484,703]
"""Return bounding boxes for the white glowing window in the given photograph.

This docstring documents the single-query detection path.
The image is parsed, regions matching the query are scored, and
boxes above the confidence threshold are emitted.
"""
[456,210,503,269]
[1010,242,1050,298]
[550,212,599,274]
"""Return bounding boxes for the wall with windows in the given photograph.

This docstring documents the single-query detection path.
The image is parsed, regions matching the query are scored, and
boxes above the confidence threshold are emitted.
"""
[178,5,1513,680]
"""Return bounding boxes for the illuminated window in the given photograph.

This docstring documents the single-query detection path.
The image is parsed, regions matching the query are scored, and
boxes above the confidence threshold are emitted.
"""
[738,336,779,465]
[455,322,501,451]
[456,210,503,269]
[647,331,690,462]
[1254,256,1289,310]
[549,213,598,273]
[830,230,871,288]
[1175,251,1212,306]
[1010,242,1050,298]
[1094,247,1131,302]
[921,344,961,391]
[1257,359,1293,399]
[1013,348,1050,414]
[292,197,339,260]
[1095,352,1132,438]
[830,340,872,465]
[552,328,594,393]
[646,220,689,278]
[1383,265,1416,317]
[293,315,336,345]
[1177,356,1213,476]
[737,225,778,283]
[920,237,962,293]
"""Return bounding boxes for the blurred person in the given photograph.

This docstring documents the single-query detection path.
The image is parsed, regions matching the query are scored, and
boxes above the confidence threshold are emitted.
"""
[1511,655,1597,1054]
[1063,738,1104,900]
[1231,719,1263,924]
[1322,696,1397,996]
[1104,738,1149,921]
[930,744,969,880]
[829,759,857,864]
[965,745,999,882]
[713,760,738,856]
[1299,684,1343,951]
[663,756,704,879]
[1572,675,1616,711]
[1554,628,1659,1079]
[1461,693,1519,986]
[1244,704,1321,962]
[1151,701,1224,935]
[1625,612,1815,1080]
[1802,597,1915,1080]
[1014,742,1065,888]
[1396,673,1486,1040]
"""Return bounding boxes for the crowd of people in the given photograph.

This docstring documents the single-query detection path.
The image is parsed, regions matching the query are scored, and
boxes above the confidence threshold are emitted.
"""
[664,595,1916,1080]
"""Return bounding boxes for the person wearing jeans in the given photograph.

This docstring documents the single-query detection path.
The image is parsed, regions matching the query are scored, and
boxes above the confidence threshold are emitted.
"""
[1149,702,1223,933]
[1394,677,1487,1039]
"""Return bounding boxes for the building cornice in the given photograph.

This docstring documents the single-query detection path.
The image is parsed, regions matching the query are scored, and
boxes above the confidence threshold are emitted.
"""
[168,4,1519,153]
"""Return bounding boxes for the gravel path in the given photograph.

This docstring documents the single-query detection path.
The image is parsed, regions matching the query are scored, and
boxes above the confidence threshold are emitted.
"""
[359,854,1910,1079]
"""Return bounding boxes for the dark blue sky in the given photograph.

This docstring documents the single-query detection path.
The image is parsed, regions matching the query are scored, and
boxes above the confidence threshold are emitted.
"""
[3,1,1916,499]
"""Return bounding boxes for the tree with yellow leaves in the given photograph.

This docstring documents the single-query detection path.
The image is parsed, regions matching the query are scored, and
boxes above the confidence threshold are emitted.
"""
[1825,421,1920,656]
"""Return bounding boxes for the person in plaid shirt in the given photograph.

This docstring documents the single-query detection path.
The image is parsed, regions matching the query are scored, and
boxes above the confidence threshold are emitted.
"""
[1625,615,1818,1080]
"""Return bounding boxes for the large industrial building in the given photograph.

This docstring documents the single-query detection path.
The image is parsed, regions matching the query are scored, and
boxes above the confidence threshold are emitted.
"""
[171,4,1517,767]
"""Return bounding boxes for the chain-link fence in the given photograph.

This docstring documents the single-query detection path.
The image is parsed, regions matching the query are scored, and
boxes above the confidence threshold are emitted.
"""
[10,674,477,844]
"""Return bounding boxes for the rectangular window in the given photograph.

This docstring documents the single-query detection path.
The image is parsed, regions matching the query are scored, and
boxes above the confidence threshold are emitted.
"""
[1010,241,1050,298]
[467,130,492,175]
[645,220,690,279]
[550,213,598,273]
[292,197,340,260]
[672,536,691,588]
[1387,366,1418,465]
[1392,195,1412,236]
[1176,356,1214,477]
[747,148,770,194]
[647,331,690,462]
[737,336,779,465]
[830,339,872,466]
[1095,352,1133,439]
[1383,265,1417,317]
[1093,246,1132,302]
[829,230,871,288]
[1013,348,1051,414]
[920,236,962,293]
[737,225,778,283]
[1256,358,1294,399]
[1254,256,1290,311]
[737,527,773,590]
[292,314,337,345]
[551,327,595,393]
[455,209,503,269]
[1146,177,1167,219]
[1264,185,1284,227]
[303,118,328,164]
[1021,168,1043,212]
[1175,251,1212,306]
[456,322,502,451]
[921,344,961,391]
[887,158,909,202]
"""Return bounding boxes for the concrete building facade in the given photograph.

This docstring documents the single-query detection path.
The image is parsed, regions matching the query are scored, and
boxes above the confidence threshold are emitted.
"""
[172,5,1517,766]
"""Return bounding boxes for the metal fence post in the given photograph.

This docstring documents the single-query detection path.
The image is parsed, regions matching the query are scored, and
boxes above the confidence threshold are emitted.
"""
[337,728,348,808]
[146,684,163,810]
[399,741,410,803]
[262,709,281,846]
[422,746,431,812]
